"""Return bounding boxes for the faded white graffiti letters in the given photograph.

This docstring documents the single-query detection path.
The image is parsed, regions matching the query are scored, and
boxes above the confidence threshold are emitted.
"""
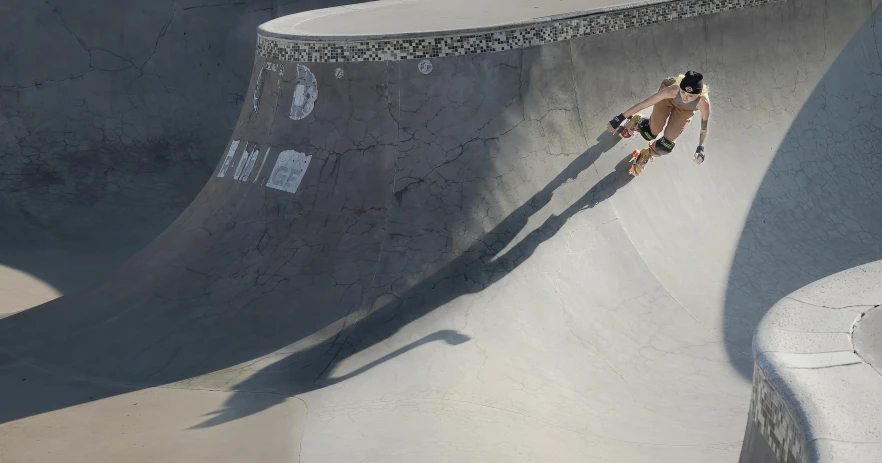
[217,140,240,177]
[266,150,312,194]
[289,64,318,121]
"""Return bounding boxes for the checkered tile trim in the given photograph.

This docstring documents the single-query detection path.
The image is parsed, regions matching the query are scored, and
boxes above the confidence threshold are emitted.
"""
[257,0,783,62]
[748,364,807,463]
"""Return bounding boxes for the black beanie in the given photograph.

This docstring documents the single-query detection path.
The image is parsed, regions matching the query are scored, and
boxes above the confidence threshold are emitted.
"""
[680,71,704,94]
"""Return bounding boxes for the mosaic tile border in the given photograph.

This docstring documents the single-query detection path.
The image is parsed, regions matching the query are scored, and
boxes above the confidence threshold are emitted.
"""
[257,0,784,63]
[748,363,808,463]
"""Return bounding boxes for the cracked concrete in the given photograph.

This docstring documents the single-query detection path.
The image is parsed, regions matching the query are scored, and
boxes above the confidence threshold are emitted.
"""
[854,306,882,375]
[0,0,881,462]
[0,0,373,315]
[751,260,882,463]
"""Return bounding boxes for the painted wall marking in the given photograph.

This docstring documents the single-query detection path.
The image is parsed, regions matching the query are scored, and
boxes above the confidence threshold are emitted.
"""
[418,60,433,74]
[264,62,284,74]
[289,64,318,121]
[252,148,270,184]
[266,150,312,194]
[231,147,251,180]
[253,69,265,113]
[335,68,344,79]
[217,140,240,177]
[254,63,284,115]
[235,145,261,182]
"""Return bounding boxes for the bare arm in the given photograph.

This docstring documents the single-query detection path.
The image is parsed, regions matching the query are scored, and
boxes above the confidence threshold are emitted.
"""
[697,98,711,147]
[622,86,678,117]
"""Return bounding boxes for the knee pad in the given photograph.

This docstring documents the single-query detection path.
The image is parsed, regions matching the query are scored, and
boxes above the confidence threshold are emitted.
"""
[638,119,655,141]
[654,136,676,154]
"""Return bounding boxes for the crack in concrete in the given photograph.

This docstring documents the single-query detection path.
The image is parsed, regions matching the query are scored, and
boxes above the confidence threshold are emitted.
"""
[784,296,872,311]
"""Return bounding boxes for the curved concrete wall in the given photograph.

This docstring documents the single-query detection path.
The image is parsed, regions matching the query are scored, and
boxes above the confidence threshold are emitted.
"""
[0,0,373,312]
[2,0,882,461]
[1,0,260,241]
[741,261,882,462]
[0,0,378,242]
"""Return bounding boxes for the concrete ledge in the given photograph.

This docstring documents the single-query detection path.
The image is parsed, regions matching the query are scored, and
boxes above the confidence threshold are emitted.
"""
[742,261,882,463]
[256,0,784,62]
[258,0,686,41]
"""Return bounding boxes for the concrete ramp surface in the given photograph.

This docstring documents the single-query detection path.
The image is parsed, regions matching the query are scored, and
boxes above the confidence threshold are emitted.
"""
[1,0,881,461]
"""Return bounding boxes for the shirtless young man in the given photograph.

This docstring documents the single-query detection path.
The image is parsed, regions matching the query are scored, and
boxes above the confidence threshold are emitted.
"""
[607,71,712,172]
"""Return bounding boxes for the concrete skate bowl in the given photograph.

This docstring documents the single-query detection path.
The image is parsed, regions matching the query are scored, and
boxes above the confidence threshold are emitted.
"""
[0,0,372,316]
[1,0,881,462]
[719,0,882,378]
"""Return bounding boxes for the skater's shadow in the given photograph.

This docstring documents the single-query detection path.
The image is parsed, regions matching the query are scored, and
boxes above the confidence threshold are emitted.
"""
[490,152,638,265]
[191,133,637,429]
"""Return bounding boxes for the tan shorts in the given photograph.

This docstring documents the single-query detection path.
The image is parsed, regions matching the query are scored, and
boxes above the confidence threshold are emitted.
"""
[648,77,696,142]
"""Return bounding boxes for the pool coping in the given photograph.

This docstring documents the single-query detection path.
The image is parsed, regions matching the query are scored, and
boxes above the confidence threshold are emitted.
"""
[256,0,785,62]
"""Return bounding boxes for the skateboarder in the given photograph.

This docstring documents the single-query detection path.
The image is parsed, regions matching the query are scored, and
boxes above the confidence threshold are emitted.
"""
[607,71,712,169]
